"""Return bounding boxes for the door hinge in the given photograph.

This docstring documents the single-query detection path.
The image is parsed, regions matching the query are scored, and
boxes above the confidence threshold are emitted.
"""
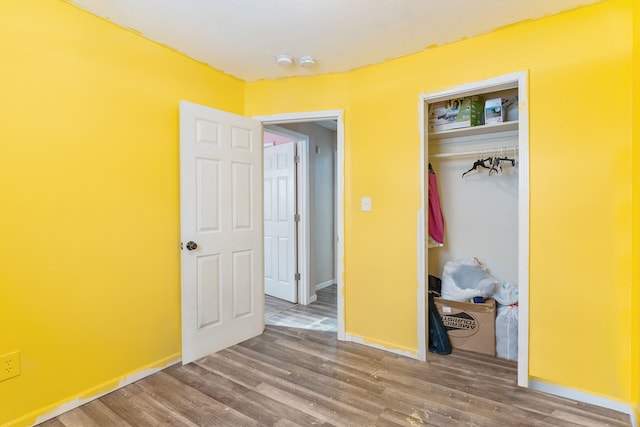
[294,155,300,164]
[295,273,301,281]
[294,213,300,222]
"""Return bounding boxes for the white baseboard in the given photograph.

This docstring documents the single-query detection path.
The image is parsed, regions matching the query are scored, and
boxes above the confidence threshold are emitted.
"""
[315,280,335,291]
[308,293,318,304]
[343,332,418,360]
[529,379,636,425]
[28,355,181,426]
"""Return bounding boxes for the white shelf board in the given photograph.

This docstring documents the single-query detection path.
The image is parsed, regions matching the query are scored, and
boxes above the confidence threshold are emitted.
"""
[430,120,519,139]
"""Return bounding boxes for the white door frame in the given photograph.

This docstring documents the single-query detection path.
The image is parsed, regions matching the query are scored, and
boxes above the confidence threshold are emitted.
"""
[255,110,345,341]
[263,125,311,305]
[417,72,530,387]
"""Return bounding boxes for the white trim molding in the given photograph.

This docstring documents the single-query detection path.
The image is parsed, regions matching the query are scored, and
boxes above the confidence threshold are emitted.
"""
[29,355,181,427]
[315,280,336,291]
[529,380,637,426]
[343,332,419,360]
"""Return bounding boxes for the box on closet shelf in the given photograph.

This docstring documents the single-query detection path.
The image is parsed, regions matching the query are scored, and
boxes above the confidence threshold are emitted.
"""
[484,97,505,125]
[434,297,496,356]
[428,95,484,132]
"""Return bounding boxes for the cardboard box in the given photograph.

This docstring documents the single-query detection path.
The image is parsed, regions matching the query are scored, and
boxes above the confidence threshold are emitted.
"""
[429,96,484,132]
[434,297,496,356]
[484,97,505,125]
[502,95,519,121]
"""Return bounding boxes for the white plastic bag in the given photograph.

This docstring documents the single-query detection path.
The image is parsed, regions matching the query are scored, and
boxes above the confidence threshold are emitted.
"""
[495,282,518,361]
[441,257,499,302]
[494,282,519,305]
[496,304,518,361]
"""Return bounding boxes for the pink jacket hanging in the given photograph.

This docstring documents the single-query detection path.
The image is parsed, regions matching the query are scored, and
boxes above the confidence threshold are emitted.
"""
[428,164,445,246]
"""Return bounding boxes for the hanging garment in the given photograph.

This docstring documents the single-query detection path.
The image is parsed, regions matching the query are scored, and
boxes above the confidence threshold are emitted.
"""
[428,163,445,247]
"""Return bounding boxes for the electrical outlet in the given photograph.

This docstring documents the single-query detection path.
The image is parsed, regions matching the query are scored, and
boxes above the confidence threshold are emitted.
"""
[0,351,20,381]
[361,196,372,212]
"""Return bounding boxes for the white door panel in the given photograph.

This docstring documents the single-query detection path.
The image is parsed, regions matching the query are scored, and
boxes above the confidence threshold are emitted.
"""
[180,101,263,365]
[264,141,297,302]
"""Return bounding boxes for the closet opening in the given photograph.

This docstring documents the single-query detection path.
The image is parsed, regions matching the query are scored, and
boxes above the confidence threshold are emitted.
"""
[418,72,529,387]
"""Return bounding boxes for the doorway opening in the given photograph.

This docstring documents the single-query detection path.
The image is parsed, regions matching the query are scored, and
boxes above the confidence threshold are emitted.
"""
[257,111,345,340]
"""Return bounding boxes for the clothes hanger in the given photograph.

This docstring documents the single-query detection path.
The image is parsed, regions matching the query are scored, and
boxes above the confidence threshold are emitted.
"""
[489,155,501,175]
[462,155,491,178]
[487,147,516,175]
[500,157,515,167]
[496,147,516,167]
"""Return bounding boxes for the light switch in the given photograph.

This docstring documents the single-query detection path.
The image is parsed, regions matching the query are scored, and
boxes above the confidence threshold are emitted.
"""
[361,196,372,212]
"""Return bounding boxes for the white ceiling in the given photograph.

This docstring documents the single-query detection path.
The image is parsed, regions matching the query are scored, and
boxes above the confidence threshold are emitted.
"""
[69,0,601,82]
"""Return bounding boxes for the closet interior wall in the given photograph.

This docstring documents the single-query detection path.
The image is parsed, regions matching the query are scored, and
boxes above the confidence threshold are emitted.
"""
[428,88,519,287]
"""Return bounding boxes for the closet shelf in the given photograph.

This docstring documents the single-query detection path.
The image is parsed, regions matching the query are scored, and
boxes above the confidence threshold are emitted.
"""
[429,120,518,139]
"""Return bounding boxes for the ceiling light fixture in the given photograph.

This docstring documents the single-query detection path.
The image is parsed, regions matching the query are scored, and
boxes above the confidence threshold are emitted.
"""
[298,56,316,68]
[275,54,293,67]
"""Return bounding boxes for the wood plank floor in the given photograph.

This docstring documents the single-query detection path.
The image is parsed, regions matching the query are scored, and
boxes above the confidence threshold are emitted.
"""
[41,285,631,426]
[265,284,337,332]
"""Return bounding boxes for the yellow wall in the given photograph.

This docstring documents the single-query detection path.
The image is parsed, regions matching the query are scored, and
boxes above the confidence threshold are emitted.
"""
[0,1,244,425]
[632,0,640,421]
[1,0,637,424]
[248,0,635,404]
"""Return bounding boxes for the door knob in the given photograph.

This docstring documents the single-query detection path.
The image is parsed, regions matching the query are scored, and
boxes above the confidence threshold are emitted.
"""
[186,241,198,251]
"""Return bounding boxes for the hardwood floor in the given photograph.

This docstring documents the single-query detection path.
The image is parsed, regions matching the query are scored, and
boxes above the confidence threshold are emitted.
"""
[265,284,337,332]
[41,285,630,426]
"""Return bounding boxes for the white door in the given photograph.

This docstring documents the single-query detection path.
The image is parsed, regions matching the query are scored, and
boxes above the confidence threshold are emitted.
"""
[264,141,297,302]
[179,100,263,365]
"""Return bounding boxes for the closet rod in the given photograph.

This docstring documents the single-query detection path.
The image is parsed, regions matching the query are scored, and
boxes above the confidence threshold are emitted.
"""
[429,146,518,159]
